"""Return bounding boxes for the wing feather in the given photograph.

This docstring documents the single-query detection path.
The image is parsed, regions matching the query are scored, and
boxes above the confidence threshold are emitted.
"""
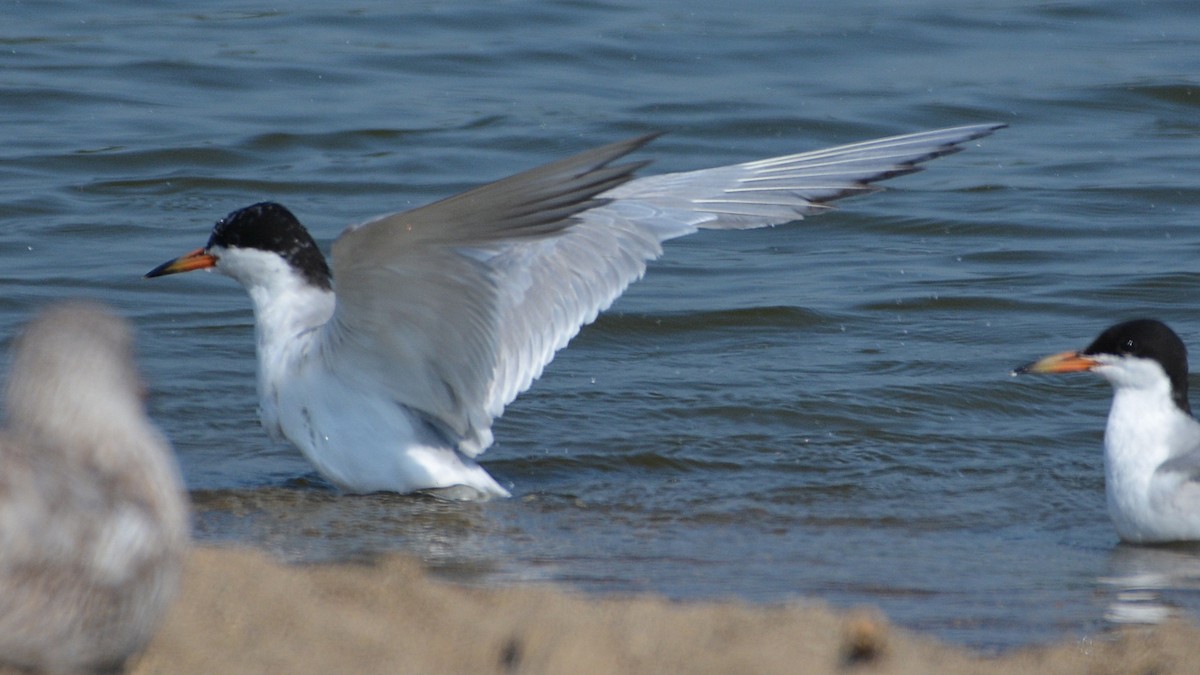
[322,123,1003,456]
[324,134,658,453]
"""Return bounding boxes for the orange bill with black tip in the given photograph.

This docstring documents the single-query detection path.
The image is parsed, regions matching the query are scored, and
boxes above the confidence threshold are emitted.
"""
[1013,351,1100,375]
[144,248,216,278]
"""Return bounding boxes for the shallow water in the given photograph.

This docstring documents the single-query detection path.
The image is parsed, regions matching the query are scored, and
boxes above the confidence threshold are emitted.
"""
[5,0,1200,651]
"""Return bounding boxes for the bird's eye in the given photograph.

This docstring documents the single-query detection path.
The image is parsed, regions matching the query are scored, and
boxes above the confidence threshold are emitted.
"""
[1123,338,1137,353]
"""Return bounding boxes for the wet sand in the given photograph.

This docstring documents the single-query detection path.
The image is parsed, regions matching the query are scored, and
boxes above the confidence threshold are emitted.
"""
[107,546,1200,674]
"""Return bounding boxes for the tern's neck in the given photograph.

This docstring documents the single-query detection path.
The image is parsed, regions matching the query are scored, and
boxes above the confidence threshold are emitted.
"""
[243,272,335,359]
[216,248,336,358]
[1105,384,1197,488]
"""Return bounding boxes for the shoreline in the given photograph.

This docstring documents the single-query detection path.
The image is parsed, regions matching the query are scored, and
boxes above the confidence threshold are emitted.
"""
[111,546,1200,674]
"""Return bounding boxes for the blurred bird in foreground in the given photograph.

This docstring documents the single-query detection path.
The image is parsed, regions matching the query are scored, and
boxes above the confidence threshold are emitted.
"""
[0,303,188,673]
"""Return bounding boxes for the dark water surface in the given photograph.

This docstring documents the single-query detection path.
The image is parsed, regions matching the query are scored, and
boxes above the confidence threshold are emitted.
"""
[5,0,1200,651]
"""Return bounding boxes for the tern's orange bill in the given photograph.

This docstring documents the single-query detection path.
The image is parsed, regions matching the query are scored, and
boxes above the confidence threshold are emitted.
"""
[1014,351,1100,375]
[144,248,216,278]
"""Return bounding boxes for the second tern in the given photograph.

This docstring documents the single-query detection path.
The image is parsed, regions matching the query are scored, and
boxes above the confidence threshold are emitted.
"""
[1015,319,1200,543]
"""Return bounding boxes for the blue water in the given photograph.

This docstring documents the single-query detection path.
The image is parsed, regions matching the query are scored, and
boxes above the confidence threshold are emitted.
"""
[5,0,1200,651]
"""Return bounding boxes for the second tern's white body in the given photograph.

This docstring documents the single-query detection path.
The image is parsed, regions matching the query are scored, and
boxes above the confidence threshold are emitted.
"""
[1098,355,1200,542]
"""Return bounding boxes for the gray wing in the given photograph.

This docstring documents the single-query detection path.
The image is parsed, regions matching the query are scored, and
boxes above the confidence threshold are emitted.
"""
[1158,442,1200,483]
[604,123,1004,229]
[323,135,656,454]
[323,124,1004,457]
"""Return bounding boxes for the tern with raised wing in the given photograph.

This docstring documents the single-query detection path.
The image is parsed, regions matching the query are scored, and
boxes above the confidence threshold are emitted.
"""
[148,124,1003,498]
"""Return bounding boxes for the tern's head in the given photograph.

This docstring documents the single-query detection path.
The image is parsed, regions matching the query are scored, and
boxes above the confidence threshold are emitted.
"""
[145,202,332,291]
[1015,319,1191,415]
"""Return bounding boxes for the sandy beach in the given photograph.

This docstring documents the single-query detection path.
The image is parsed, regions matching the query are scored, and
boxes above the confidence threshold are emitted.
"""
[80,546,1200,674]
